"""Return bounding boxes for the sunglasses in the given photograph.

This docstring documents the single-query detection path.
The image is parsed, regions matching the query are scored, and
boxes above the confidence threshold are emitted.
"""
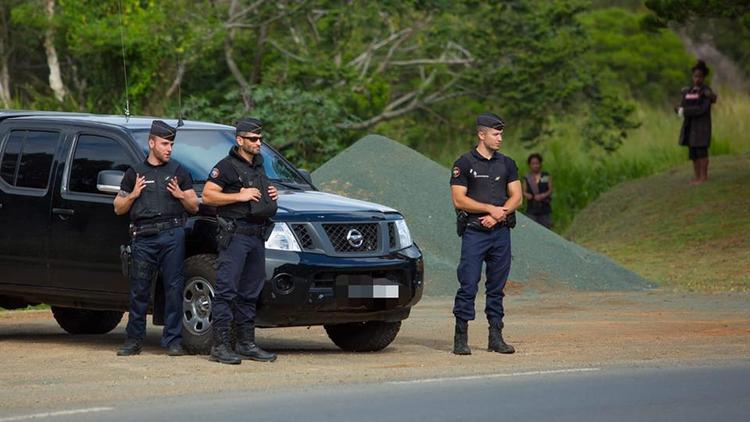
[239,135,262,143]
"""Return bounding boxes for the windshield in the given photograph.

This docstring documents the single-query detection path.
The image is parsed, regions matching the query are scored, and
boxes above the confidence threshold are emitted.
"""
[131,129,309,186]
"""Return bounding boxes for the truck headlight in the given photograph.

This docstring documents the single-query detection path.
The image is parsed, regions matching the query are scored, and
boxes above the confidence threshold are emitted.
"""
[265,223,301,252]
[395,218,413,249]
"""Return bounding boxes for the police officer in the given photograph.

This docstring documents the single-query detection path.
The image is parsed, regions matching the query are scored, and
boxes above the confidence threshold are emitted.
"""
[114,120,199,356]
[202,117,279,365]
[450,112,522,355]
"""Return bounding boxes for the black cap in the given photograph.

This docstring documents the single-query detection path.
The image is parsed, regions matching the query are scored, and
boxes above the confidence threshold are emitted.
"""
[476,112,505,130]
[150,120,177,141]
[236,117,263,135]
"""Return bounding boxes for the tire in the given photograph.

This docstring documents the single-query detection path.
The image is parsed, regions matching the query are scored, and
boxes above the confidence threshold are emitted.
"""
[51,307,123,335]
[181,254,218,355]
[324,321,402,352]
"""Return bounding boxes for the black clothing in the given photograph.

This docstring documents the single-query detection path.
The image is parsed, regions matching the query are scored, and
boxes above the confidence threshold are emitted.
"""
[689,146,709,160]
[120,159,193,224]
[125,226,185,348]
[213,227,266,329]
[450,149,519,226]
[679,85,714,150]
[524,171,551,216]
[150,120,177,141]
[118,158,192,351]
[208,147,275,223]
[208,146,276,336]
[450,147,518,326]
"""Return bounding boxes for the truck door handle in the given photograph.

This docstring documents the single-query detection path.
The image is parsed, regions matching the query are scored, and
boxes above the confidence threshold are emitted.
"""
[52,208,75,216]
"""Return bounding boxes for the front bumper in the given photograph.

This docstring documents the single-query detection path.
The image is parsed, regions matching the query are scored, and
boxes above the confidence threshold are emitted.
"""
[256,244,424,327]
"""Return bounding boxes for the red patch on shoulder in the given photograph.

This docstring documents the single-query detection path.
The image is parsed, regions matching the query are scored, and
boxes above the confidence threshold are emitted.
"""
[210,167,220,179]
[452,166,461,178]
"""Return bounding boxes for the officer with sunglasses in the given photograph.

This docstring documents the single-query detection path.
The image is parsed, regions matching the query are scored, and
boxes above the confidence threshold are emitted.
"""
[202,118,279,365]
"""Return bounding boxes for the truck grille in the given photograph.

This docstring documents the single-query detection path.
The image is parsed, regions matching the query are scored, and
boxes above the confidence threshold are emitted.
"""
[292,224,315,249]
[322,223,379,253]
[388,222,397,249]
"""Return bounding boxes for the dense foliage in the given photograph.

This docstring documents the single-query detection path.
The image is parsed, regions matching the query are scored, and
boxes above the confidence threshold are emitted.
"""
[0,0,678,167]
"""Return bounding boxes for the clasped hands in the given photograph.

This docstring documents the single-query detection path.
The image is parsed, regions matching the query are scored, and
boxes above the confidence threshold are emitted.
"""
[479,205,510,228]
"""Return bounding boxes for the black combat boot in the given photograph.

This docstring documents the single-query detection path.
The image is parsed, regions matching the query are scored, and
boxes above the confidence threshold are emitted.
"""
[117,338,142,356]
[236,323,277,362]
[453,318,471,355]
[210,327,242,365]
[488,321,515,354]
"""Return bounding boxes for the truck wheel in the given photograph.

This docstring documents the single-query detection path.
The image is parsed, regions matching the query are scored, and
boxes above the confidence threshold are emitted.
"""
[51,307,123,335]
[324,321,402,352]
[182,254,218,355]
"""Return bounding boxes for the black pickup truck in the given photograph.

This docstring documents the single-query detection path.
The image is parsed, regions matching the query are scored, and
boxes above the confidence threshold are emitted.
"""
[0,111,424,353]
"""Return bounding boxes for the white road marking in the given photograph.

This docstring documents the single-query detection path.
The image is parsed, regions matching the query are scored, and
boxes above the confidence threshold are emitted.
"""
[0,407,114,421]
[387,367,601,385]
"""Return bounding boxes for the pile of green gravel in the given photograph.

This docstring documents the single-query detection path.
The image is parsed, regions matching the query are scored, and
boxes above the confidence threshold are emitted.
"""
[312,135,654,295]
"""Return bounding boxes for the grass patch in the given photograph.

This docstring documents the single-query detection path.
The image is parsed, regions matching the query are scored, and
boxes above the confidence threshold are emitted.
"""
[423,89,750,232]
[566,154,750,292]
[0,304,50,314]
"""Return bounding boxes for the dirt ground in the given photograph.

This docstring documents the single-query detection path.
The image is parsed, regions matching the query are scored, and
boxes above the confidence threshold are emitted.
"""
[1,290,749,413]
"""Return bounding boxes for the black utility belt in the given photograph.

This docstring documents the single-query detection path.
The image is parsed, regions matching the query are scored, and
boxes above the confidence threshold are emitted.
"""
[467,213,516,231]
[233,224,265,236]
[130,218,184,238]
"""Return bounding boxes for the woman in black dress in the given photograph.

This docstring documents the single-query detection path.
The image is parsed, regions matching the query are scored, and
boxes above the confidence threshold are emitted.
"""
[522,153,553,229]
[677,60,717,185]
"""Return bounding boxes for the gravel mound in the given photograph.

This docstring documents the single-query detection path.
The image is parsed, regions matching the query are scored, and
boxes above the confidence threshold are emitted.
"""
[312,135,654,295]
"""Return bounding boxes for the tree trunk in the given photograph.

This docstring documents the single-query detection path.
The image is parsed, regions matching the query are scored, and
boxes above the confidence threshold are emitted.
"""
[0,5,12,108]
[44,0,67,103]
[224,0,253,111]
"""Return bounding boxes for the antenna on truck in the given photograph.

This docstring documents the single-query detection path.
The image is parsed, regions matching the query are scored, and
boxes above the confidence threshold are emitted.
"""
[117,0,131,120]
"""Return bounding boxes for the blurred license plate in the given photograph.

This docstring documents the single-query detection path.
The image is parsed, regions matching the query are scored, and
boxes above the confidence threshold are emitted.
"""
[348,285,399,299]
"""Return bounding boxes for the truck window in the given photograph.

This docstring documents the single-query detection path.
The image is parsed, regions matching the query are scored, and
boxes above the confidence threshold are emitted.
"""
[0,130,60,189]
[0,131,24,185]
[131,129,309,186]
[69,134,132,194]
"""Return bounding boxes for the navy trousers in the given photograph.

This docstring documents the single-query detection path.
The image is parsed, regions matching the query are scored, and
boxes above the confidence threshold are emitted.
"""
[213,229,266,329]
[126,227,185,348]
[453,226,512,325]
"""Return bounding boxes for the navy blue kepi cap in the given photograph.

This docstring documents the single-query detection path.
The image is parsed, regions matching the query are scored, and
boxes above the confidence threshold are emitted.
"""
[150,120,177,141]
[236,117,262,135]
[476,112,505,130]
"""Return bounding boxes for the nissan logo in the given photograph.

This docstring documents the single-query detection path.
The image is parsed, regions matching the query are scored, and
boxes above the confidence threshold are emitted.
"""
[346,229,364,248]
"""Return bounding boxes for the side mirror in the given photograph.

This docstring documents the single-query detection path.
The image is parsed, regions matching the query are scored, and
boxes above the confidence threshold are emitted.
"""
[298,169,313,185]
[97,170,124,194]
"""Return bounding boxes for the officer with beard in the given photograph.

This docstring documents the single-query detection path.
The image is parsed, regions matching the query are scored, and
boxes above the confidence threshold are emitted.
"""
[202,118,279,365]
[114,120,199,356]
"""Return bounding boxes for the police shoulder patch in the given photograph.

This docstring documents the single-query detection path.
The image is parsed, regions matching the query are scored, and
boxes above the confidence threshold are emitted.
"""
[210,167,220,179]
[452,166,461,178]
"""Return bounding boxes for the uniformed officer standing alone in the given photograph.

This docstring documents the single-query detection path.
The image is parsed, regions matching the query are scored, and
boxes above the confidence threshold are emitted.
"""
[450,112,522,355]
[114,120,199,356]
[202,118,279,365]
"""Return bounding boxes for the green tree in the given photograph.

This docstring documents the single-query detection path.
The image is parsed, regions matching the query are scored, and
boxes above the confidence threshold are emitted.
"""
[579,7,694,104]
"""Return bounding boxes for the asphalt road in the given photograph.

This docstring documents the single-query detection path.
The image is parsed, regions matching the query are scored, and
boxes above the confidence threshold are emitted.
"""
[4,364,749,422]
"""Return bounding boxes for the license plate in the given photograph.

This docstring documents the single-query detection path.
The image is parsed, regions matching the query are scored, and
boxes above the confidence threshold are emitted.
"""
[348,285,399,299]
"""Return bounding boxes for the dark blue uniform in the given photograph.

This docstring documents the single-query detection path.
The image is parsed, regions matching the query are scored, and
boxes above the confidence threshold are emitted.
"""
[450,149,518,326]
[207,146,272,330]
[120,160,193,348]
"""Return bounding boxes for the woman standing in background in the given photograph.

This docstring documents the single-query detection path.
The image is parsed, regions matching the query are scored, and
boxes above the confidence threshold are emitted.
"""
[677,60,717,185]
[522,153,553,229]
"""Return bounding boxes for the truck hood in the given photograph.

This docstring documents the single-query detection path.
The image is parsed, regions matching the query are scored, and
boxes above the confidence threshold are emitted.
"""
[276,190,397,214]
